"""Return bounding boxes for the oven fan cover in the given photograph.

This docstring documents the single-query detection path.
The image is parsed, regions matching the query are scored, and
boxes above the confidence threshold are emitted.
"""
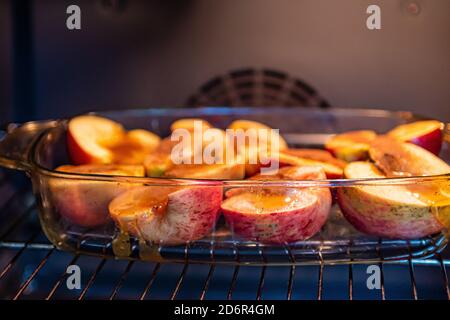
[186,68,330,108]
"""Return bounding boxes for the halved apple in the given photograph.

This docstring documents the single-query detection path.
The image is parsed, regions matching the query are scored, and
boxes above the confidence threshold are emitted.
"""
[221,166,332,243]
[387,120,443,155]
[325,130,377,162]
[336,162,447,239]
[369,136,449,177]
[67,115,126,164]
[109,185,223,245]
[50,164,145,227]
[67,115,160,165]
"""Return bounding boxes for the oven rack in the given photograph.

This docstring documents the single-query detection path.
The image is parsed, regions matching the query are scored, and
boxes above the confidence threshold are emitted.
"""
[0,172,449,300]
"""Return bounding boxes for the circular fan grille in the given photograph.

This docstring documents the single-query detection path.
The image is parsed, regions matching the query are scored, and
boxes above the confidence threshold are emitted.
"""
[186,68,330,108]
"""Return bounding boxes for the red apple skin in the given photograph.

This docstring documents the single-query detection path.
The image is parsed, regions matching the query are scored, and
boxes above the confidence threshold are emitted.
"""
[67,116,125,165]
[67,129,99,165]
[336,162,446,239]
[221,167,332,243]
[336,188,443,239]
[139,187,222,245]
[110,186,223,245]
[52,181,117,227]
[387,121,443,155]
[51,164,145,227]
[222,191,331,243]
[405,128,442,156]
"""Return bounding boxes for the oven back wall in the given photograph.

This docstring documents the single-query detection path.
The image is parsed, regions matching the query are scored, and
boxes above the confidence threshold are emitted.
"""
[0,1,12,123]
[27,0,450,121]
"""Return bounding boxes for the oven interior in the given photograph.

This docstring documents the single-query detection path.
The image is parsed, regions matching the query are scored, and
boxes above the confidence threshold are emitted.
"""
[1,0,449,300]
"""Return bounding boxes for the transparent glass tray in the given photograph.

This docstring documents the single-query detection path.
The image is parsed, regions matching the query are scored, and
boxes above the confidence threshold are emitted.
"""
[0,107,448,265]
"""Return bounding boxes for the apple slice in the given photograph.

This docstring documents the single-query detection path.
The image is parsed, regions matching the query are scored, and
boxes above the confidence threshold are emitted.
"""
[143,138,177,177]
[144,126,237,177]
[67,115,126,164]
[127,129,161,150]
[225,165,330,198]
[144,125,235,178]
[109,129,161,165]
[233,150,344,179]
[387,120,443,155]
[109,185,223,245]
[67,115,161,165]
[228,120,288,176]
[163,129,246,180]
[163,163,245,180]
[369,136,450,177]
[275,152,343,179]
[228,119,288,150]
[126,129,161,151]
[170,118,212,132]
[221,166,332,243]
[325,130,377,162]
[50,164,145,227]
[144,133,207,177]
[161,129,246,180]
[245,151,344,179]
[56,164,145,176]
[336,162,447,239]
[283,148,347,169]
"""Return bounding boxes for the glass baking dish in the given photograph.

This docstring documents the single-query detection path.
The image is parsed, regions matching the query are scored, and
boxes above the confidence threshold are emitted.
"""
[0,107,448,265]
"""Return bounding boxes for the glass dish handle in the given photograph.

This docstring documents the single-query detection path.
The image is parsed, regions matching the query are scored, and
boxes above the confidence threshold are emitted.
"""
[0,120,60,171]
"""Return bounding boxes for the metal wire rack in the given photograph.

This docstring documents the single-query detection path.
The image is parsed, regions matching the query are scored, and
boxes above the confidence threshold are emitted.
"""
[0,171,449,300]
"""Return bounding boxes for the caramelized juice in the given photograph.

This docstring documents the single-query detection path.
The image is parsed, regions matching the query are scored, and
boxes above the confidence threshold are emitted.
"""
[246,187,310,213]
[110,186,178,257]
[138,238,159,261]
[407,180,450,236]
[112,229,132,257]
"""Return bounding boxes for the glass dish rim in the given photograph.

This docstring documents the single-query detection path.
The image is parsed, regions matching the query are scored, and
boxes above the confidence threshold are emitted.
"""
[28,106,450,187]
